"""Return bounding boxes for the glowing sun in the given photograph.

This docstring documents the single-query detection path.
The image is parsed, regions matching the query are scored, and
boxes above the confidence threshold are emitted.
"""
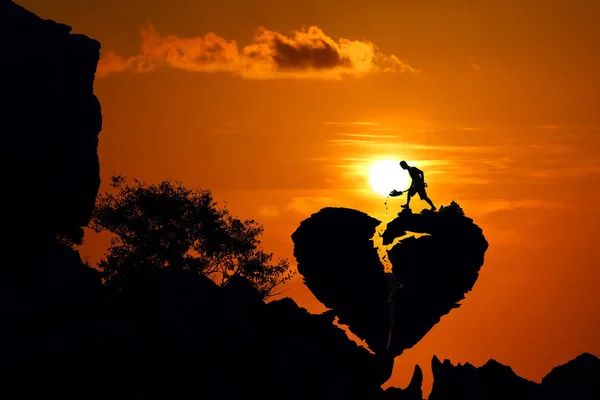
[369,160,409,197]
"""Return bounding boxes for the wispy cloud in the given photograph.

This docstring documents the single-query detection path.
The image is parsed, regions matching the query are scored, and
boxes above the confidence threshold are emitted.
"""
[286,196,338,215]
[398,144,490,153]
[528,166,600,178]
[460,126,487,131]
[325,139,391,147]
[536,123,595,131]
[325,121,382,126]
[334,133,398,139]
[471,199,570,219]
[258,205,281,217]
[97,24,418,80]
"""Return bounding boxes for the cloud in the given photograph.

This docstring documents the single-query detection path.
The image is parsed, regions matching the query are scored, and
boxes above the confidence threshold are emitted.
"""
[536,123,595,131]
[285,196,337,214]
[334,133,398,139]
[258,206,280,218]
[97,23,418,80]
[325,121,381,126]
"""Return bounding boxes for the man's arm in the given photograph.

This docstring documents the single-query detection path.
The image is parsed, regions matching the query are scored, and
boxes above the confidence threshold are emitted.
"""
[415,167,427,187]
[413,167,424,180]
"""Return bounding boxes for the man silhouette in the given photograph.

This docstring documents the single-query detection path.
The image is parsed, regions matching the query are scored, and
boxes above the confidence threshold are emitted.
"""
[399,160,436,211]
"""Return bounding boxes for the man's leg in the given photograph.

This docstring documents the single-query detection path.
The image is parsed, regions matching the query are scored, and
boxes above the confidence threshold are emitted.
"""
[424,197,436,211]
[420,188,436,211]
[402,193,413,209]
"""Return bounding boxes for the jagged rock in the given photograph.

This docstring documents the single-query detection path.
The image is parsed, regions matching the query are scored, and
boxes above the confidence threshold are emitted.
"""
[429,353,600,400]
[384,208,489,356]
[0,0,102,241]
[292,207,392,354]
[429,355,540,399]
[540,352,600,399]
[383,365,424,400]
[291,205,488,358]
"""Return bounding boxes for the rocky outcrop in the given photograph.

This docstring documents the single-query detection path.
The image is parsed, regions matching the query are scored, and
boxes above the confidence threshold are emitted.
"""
[383,365,424,400]
[428,352,600,400]
[429,356,540,399]
[291,204,488,358]
[384,205,488,356]
[0,0,102,240]
[540,352,600,399]
[292,208,392,353]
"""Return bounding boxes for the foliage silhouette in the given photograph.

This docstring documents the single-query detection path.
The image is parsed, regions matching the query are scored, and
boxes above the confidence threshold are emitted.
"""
[439,201,465,216]
[56,225,85,247]
[90,174,294,298]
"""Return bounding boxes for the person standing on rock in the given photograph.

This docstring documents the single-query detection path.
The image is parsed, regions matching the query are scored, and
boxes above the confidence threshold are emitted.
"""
[398,161,436,211]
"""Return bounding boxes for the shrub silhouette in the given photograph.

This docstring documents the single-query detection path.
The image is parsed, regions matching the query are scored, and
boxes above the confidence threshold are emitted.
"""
[90,174,294,298]
[439,200,465,216]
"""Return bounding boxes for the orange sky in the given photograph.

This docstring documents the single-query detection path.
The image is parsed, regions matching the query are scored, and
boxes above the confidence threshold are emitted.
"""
[20,0,600,395]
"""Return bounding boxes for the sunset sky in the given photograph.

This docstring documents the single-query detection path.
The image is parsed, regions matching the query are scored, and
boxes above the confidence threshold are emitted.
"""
[20,0,600,395]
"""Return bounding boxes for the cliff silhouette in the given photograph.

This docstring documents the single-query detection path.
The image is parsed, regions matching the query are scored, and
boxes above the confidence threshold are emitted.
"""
[1,1,598,399]
[1,0,101,241]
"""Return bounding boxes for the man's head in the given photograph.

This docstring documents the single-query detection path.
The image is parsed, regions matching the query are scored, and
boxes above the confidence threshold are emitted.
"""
[399,161,408,169]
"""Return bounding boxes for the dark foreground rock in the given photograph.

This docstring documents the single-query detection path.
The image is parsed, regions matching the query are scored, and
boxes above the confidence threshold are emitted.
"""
[383,365,424,400]
[2,243,395,399]
[0,0,102,241]
[429,352,600,400]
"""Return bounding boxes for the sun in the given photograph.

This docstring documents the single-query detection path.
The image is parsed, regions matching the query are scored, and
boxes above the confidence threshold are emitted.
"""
[369,160,409,197]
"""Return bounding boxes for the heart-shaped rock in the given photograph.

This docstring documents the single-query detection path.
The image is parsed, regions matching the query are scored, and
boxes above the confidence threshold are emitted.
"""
[291,203,488,357]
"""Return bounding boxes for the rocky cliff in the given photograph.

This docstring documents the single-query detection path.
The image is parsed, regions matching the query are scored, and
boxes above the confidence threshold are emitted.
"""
[0,0,101,242]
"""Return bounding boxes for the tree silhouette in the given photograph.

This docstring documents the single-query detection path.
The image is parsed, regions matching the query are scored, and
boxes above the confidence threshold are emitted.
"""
[90,174,295,298]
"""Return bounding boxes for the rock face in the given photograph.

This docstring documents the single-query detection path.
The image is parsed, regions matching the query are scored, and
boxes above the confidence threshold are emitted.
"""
[384,205,488,356]
[291,204,489,357]
[292,208,392,353]
[429,352,600,400]
[541,353,600,400]
[383,365,424,400]
[429,356,540,400]
[0,0,102,239]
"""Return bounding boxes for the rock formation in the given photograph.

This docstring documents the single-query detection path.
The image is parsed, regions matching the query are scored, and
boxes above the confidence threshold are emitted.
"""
[383,365,424,400]
[0,0,102,242]
[292,208,392,353]
[429,352,600,400]
[291,203,489,357]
